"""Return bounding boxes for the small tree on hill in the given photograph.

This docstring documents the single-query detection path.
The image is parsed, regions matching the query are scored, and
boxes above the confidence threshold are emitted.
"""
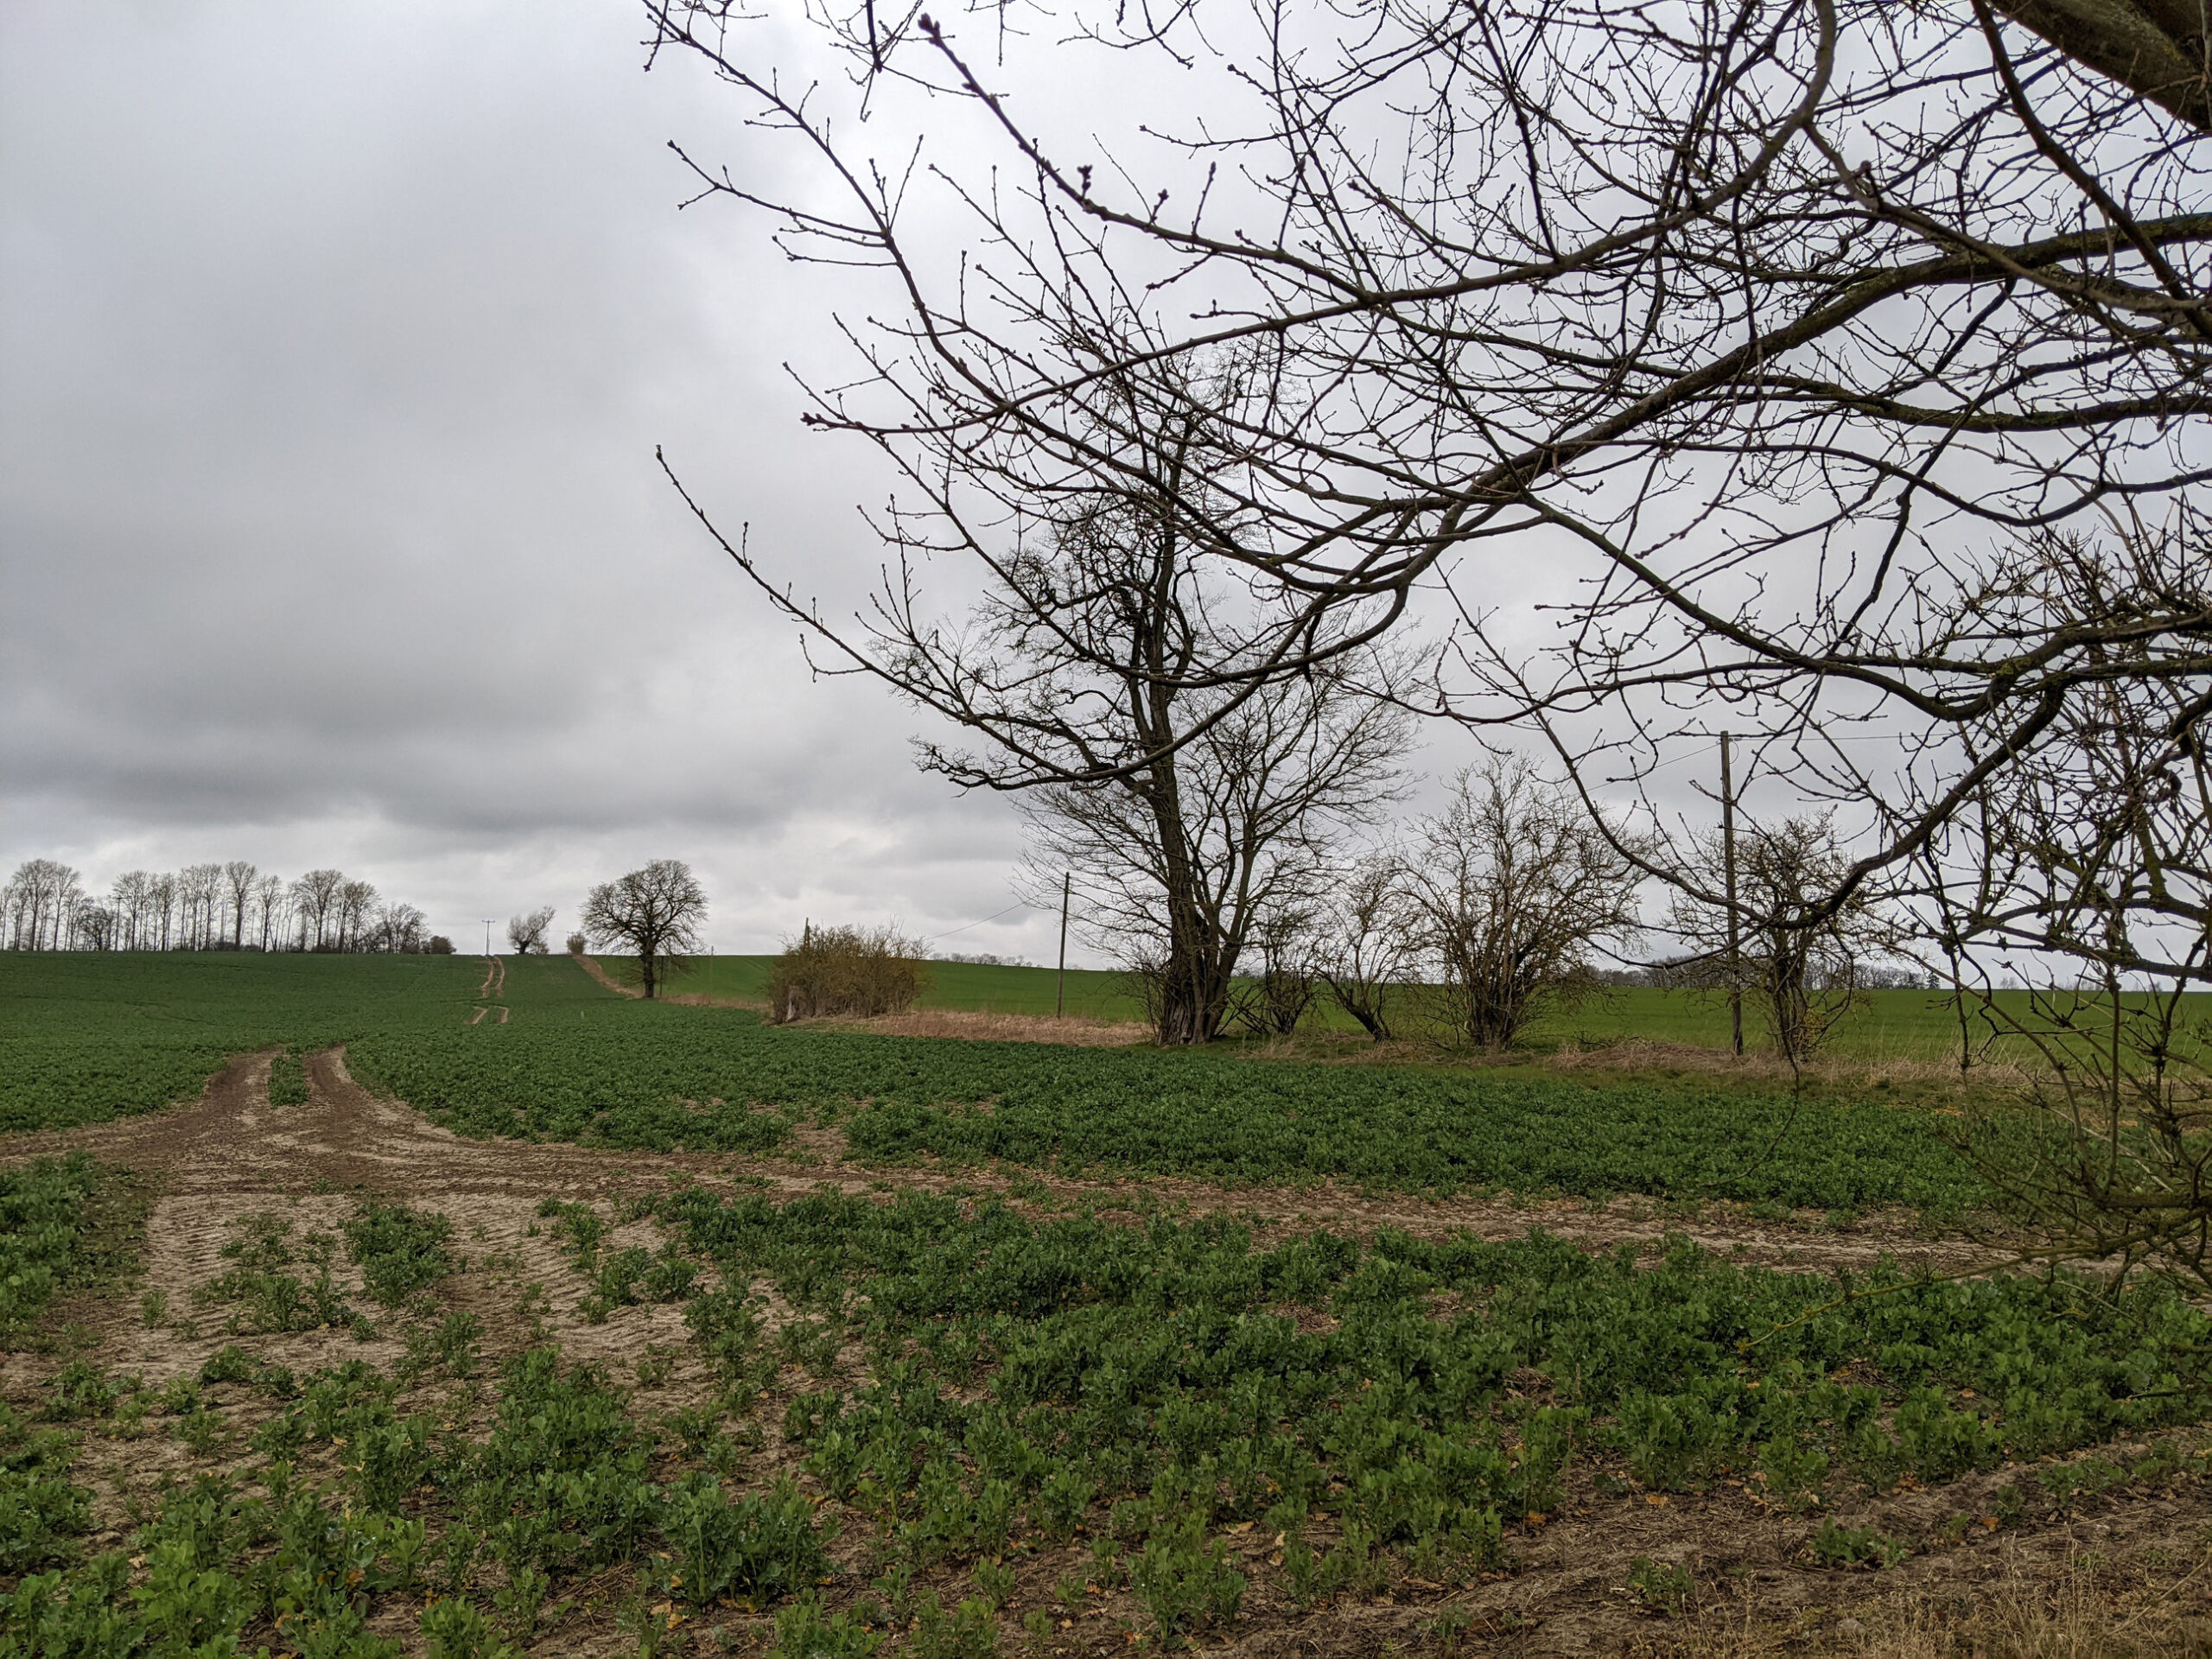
[582,861,706,999]
[507,906,556,955]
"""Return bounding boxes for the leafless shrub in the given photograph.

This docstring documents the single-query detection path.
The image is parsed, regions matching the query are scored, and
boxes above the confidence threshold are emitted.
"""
[1402,760,1643,1051]
[1310,853,1419,1042]
[1673,814,1897,1071]
[766,925,931,1022]
[1226,901,1320,1038]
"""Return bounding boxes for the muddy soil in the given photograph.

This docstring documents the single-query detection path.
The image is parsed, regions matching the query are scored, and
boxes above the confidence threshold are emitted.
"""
[3,1048,2207,1656]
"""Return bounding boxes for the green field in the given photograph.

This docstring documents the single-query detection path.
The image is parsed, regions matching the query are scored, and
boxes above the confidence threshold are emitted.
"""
[1,952,1981,1211]
[610,951,2077,1064]
[0,952,482,1132]
[7,951,2209,1656]
[603,952,1148,1022]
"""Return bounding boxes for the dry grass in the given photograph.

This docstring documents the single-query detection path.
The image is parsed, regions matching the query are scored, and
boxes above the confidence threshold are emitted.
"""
[796,1007,1152,1047]
[1637,1541,2212,1658]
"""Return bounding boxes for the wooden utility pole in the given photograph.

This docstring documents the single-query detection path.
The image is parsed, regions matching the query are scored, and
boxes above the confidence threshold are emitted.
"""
[1055,873,1071,1018]
[1720,734,1743,1056]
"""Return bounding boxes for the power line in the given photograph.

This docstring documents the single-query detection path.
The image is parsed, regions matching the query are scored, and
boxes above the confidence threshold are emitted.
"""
[923,899,1036,944]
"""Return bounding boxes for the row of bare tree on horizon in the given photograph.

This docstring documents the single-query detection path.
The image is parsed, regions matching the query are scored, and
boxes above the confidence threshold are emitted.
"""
[0,858,444,956]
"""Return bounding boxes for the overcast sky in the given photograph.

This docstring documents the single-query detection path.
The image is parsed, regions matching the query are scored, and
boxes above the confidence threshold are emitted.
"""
[6,0,1729,964]
[0,0,1119,957]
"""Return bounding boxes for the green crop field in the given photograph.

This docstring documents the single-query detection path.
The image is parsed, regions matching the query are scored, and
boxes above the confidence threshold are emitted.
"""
[0,952,481,1133]
[5,950,2209,1655]
[2,951,1982,1209]
[599,952,1149,1022]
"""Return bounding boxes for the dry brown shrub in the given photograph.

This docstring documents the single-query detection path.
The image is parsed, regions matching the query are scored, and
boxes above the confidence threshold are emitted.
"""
[766,925,931,1023]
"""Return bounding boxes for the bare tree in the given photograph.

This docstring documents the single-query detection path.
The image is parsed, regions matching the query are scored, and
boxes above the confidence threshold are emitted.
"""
[72,902,118,951]
[178,864,222,950]
[291,869,344,951]
[1892,578,2212,1281]
[3,859,81,950]
[507,906,556,955]
[582,861,706,998]
[1311,853,1420,1042]
[645,0,2212,989]
[338,881,379,952]
[150,874,177,950]
[223,861,258,950]
[678,351,1416,1044]
[1403,760,1643,1051]
[372,901,429,954]
[1674,814,1897,1069]
[254,873,286,952]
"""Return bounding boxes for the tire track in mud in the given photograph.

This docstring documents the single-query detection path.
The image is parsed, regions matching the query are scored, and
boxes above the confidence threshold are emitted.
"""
[470,953,507,1025]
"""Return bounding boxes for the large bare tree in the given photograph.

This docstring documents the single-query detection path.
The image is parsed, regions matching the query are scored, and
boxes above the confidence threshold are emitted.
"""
[582,860,707,998]
[645,0,2212,968]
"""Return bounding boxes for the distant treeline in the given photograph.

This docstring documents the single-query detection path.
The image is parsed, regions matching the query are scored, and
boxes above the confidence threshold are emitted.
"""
[1599,960,1933,992]
[1,857,450,954]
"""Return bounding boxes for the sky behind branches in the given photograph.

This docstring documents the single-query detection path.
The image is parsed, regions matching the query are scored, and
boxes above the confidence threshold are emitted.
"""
[0,0,1749,961]
[0,0,1086,956]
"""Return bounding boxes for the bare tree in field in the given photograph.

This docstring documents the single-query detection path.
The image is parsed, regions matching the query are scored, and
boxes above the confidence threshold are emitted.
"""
[178,863,222,950]
[372,902,428,954]
[1312,854,1420,1043]
[150,873,176,950]
[1403,760,1643,1052]
[507,906,556,955]
[681,353,1414,1043]
[109,871,151,950]
[3,859,82,951]
[253,873,285,952]
[223,861,258,949]
[582,861,706,999]
[335,880,378,953]
[292,869,344,951]
[1673,813,1897,1070]
[73,902,118,951]
[647,0,2212,1002]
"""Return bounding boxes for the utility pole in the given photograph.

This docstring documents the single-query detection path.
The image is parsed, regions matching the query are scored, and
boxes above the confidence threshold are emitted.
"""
[1720,734,1743,1057]
[1055,873,1071,1018]
[483,919,493,957]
